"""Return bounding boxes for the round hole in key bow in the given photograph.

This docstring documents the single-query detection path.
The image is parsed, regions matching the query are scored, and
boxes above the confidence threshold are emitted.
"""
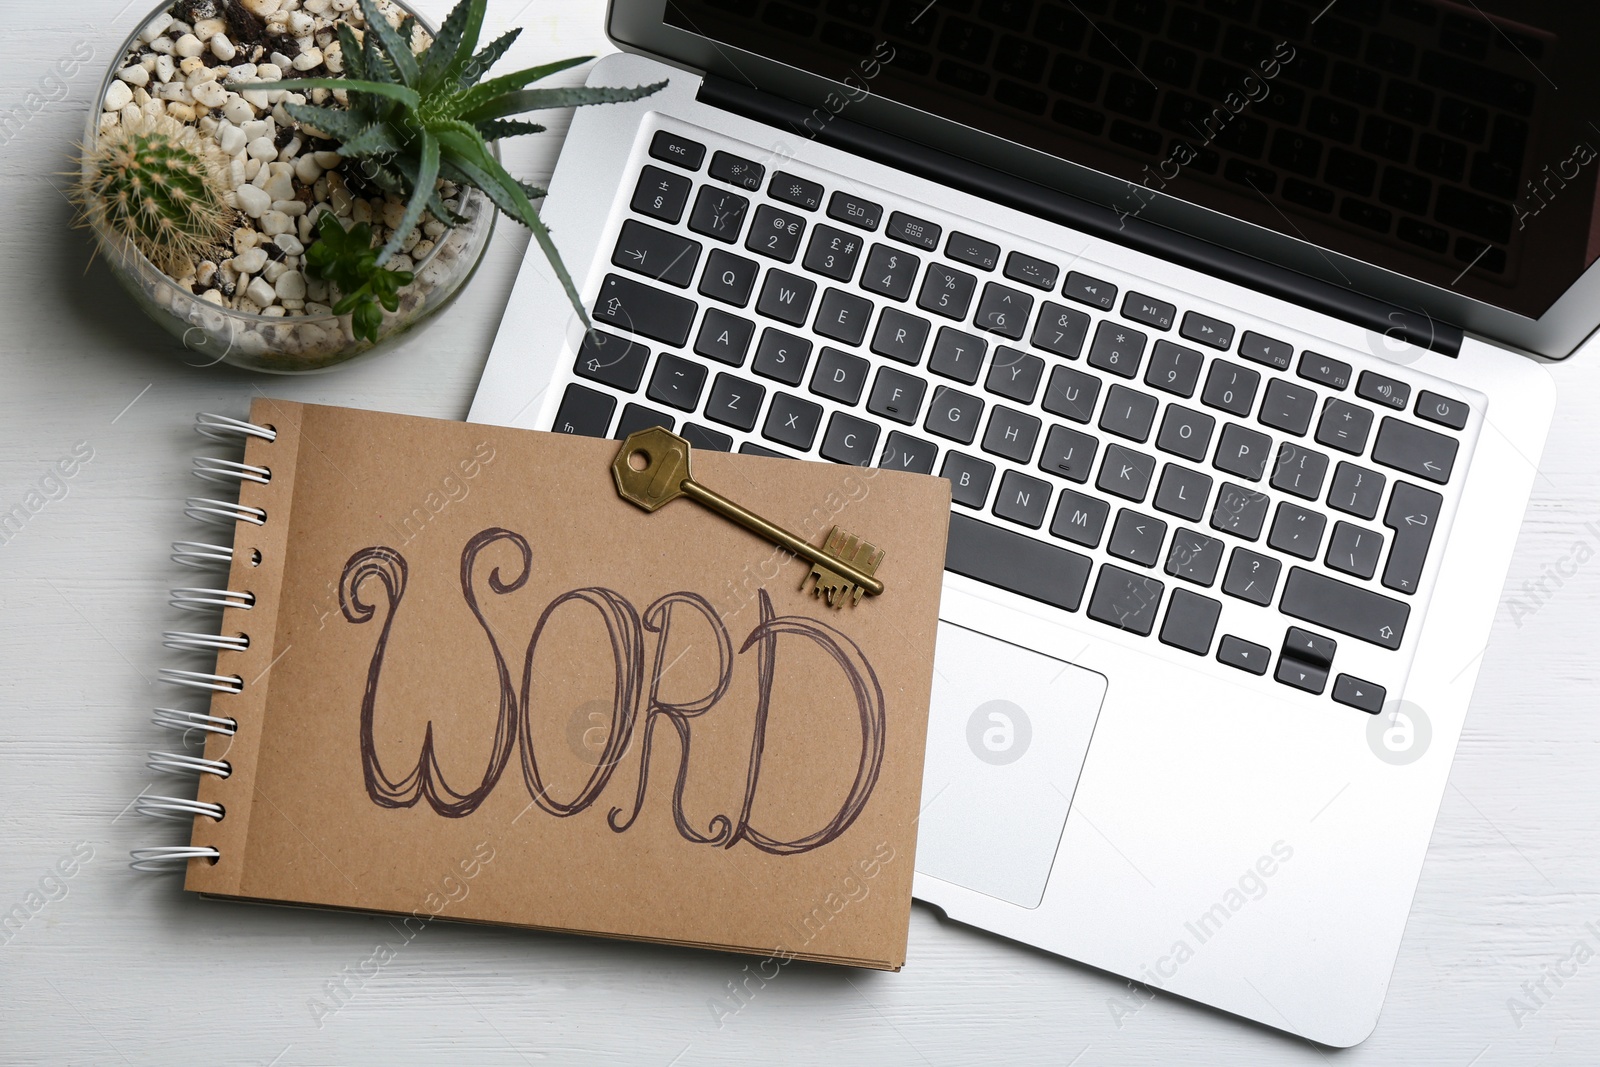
[627,449,651,472]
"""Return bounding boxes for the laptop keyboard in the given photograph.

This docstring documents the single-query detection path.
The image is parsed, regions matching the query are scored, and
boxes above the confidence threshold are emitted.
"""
[552,122,1477,715]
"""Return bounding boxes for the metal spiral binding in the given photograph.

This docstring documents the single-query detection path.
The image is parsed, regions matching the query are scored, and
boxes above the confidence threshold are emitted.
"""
[134,413,278,872]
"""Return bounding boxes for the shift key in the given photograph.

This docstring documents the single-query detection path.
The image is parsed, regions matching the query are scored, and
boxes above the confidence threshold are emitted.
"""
[594,274,697,348]
[1281,567,1410,650]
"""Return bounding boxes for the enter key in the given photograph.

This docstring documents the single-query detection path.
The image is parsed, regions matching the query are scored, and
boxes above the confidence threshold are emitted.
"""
[1382,481,1443,595]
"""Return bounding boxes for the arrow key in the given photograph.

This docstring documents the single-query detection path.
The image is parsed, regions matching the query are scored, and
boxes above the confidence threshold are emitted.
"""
[1275,655,1329,694]
[1218,634,1271,676]
[1332,674,1386,714]
[1373,417,1458,484]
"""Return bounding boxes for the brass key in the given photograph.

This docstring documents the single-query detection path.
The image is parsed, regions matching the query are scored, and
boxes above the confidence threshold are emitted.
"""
[611,427,885,606]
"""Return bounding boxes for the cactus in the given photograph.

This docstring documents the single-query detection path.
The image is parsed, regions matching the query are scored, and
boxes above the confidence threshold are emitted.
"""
[76,114,233,277]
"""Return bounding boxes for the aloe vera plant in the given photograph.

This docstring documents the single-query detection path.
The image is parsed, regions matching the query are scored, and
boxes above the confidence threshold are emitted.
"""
[241,0,663,323]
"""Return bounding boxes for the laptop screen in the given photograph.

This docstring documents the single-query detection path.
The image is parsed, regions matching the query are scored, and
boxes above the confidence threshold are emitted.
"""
[660,0,1600,321]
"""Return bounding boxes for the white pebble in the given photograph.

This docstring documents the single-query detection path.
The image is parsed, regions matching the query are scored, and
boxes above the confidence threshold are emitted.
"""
[193,17,225,40]
[313,151,342,169]
[139,12,174,42]
[242,89,270,108]
[245,0,284,15]
[154,53,176,83]
[120,102,142,127]
[269,52,294,69]
[235,184,271,217]
[275,271,307,300]
[382,201,406,230]
[247,136,278,161]
[200,288,225,305]
[174,33,204,59]
[255,63,283,82]
[293,155,322,184]
[192,80,228,109]
[97,110,118,133]
[167,102,197,122]
[240,119,270,141]
[211,34,237,62]
[222,96,254,124]
[219,124,247,155]
[423,219,445,238]
[244,157,263,181]
[298,215,314,241]
[247,277,278,307]
[116,65,150,88]
[293,47,323,71]
[278,134,302,160]
[104,80,133,111]
[263,260,288,283]
[287,11,314,34]
[260,210,293,236]
[260,306,287,318]
[149,36,174,55]
[262,169,294,201]
[155,81,193,104]
[388,254,415,273]
[275,200,307,217]
[274,234,305,256]
[233,247,269,274]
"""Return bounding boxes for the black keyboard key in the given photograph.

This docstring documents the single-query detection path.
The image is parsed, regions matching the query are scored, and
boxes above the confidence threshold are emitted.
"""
[982,405,1042,462]
[698,249,759,307]
[1238,330,1293,370]
[1202,360,1260,417]
[942,451,995,508]
[820,411,881,465]
[1416,390,1469,430]
[880,431,939,473]
[828,191,882,230]
[1327,520,1382,579]
[1298,351,1351,390]
[1210,482,1269,539]
[1098,384,1158,442]
[974,283,1034,340]
[1088,565,1164,635]
[1179,311,1235,350]
[918,263,979,319]
[631,166,692,224]
[649,130,706,170]
[574,329,649,392]
[612,219,702,288]
[747,204,807,262]
[1222,547,1280,605]
[705,373,765,431]
[694,309,755,366]
[710,150,765,190]
[810,346,869,405]
[861,244,921,301]
[814,288,874,346]
[762,392,823,450]
[1270,442,1329,500]
[1382,480,1442,594]
[1329,461,1385,520]
[688,186,751,243]
[1097,444,1156,502]
[803,225,865,281]
[1005,251,1059,290]
[870,308,932,365]
[1218,634,1271,675]
[947,513,1093,612]
[1153,464,1212,523]
[888,210,942,250]
[929,327,988,383]
[1315,398,1373,454]
[614,402,675,439]
[1258,378,1318,436]
[1356,370,1410,410]
[1160,589,1221,654]
[751,328,812,385]
[1373,417,1457,484]
[926,386,985,444]
[1043,365,1101,423]
[1122,292,1175,331]
[680,423,732,452]
[993,470,1053,528]
[552,383,616,437]
[1283,626,1337,667]
[594,274,696,347]
[1417,50,1534,117]
[1215,422,1273,481]
[868,366,928,424]
[1156,405,1215,463]
[1109,509,1168,567]
[1038,424,1098,483]
[1032,302,1093,359]
[1062,271,1117,310]
[985,347,1045,404]
[1145,340,1203,397]
[1268,501,1326,559]
[739,442,784,458]
[646,353,708,412]
[1165,528,1224,586]
[1049,489,1113,547]
[1332,674,1386,714]
[946,232,1000,271]
[1281,567,1410,649]
[770,171,824,211]
[1088,320,1148,378]
[756,270,818,326]
[1276,656,1328,694]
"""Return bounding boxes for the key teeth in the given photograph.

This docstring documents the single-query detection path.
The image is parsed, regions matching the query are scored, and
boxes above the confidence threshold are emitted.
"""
[802,527,883,608]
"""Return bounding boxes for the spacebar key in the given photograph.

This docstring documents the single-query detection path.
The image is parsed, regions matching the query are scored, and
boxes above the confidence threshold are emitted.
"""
[946,513,1092,611]
[1281,567,1411,650]
[594,273,697,347]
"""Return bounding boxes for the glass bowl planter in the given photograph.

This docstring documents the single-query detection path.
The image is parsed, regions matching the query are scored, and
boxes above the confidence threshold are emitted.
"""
[81,0,497,374]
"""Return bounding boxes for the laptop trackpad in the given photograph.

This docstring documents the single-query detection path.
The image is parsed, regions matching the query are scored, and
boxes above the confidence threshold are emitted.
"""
[915,622,1106,909]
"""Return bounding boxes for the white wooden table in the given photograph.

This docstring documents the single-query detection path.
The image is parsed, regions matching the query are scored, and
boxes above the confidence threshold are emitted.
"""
[2,1,1597,1062]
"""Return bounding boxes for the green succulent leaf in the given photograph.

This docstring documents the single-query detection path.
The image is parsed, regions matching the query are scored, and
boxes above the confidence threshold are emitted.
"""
[358,0,420,87]
[424,0,486,91]
[283,101,369,141]
[305,214,414,344]
[340,121,405,157]
[459,28,521,88]
[336,23,368,81]
[449,56,593,119]
[378,131,440,264]
[241,76,421,109]
[457,81,666,124]
[474,118,546,141]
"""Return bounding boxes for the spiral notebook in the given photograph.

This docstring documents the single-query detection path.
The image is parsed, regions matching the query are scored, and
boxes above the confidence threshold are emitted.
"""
[140,399,950,970]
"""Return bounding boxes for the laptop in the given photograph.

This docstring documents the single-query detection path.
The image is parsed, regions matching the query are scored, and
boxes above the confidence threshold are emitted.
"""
[468,0,1583,1045]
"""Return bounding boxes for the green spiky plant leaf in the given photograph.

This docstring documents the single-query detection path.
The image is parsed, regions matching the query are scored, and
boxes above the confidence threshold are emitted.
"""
[303,212,414,344]
[234,0,665,325]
